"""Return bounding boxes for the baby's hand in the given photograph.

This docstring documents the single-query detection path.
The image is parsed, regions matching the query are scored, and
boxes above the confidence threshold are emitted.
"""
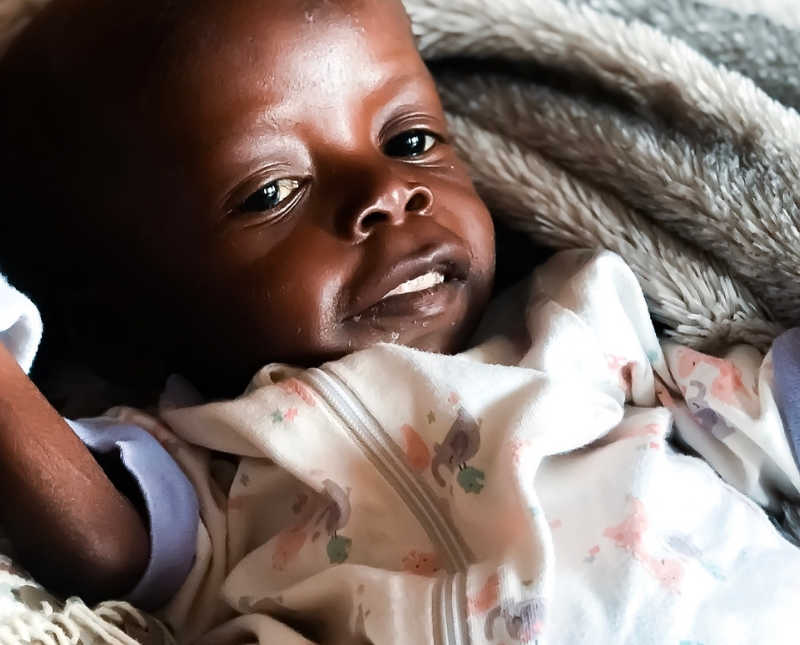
[0,343,149,601]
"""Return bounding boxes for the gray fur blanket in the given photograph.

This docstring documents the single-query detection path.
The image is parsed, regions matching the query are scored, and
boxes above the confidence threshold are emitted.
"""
[405,0,800,353]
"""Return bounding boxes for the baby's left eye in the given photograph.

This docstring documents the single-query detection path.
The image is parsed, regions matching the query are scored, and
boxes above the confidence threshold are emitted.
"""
[237,178,302,215]
[383,130,439,158]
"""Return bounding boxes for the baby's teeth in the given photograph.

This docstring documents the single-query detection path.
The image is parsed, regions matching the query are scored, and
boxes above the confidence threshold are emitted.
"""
[384,271,444,299]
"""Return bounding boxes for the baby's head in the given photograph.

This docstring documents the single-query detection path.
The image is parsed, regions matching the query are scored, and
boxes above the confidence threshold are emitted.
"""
[0,0,495,396]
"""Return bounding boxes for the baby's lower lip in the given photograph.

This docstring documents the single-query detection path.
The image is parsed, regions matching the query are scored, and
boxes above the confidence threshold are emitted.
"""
[350,279,464,324]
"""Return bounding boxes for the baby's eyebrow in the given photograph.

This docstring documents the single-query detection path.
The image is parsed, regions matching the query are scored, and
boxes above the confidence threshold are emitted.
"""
[368,72,427,105]
[369,73,442,127]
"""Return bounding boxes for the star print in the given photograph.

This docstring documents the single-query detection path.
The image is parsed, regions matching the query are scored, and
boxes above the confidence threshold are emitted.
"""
[240,473,250,487]
[427,411,436,424]
[271,410,284,424]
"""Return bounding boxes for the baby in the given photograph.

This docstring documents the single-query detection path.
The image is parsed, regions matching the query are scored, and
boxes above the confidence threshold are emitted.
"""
[0,0,493,595]
[0,0,799,643]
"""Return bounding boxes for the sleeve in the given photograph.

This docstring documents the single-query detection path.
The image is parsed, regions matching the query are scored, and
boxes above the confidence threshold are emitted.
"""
[0,272,41,374]
[68,417,199,611]
[770,328,800,474]
[0,271,198,608]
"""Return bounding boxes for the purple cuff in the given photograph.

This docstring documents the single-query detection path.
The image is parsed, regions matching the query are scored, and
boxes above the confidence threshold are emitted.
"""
[68,417,198,610]
[771,328,800,473]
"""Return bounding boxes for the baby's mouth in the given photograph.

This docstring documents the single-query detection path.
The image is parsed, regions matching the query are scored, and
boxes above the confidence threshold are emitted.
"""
[380,270,445,300]
[345,240,471,327]
[349,264,467,326]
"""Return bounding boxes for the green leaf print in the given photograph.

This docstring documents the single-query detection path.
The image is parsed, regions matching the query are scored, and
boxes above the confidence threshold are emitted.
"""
[457,466,485,494]
[327,535,352,564]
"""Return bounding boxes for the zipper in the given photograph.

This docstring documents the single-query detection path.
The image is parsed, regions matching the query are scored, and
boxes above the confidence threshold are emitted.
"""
[300,367,474,571]
[299,366,473,645]
[433,573,468,645]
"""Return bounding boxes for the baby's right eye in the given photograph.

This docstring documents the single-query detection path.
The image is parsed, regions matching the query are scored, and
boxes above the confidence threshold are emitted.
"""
[383,129,439,159]
[237,178,302,215]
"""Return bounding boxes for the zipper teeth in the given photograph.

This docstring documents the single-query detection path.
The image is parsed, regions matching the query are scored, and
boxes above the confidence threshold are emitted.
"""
[454,572,469,645]
[320,366,473,569]
[442,577,461,645]
[300,368,469,572]
[441,573,469,645]
[432,576,446,645]
[443,575,456,645]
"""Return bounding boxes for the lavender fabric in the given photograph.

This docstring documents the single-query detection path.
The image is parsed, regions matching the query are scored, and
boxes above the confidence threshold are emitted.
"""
[68,417,198,611]
[771,328,800,472]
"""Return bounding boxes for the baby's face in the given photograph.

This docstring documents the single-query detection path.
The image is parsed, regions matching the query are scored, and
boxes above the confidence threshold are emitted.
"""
[47,0,495,389]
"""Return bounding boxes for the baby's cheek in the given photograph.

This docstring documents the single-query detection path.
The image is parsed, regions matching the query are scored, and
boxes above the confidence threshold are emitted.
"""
[231,241,354,364]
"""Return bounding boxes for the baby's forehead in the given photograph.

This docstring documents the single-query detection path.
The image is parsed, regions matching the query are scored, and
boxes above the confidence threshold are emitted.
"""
[164,0,412,68]
[147,0,423,135]
[15,0,411,96]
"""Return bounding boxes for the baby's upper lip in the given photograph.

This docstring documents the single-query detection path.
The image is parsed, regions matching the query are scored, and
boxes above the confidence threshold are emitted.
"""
[348,241,470,318]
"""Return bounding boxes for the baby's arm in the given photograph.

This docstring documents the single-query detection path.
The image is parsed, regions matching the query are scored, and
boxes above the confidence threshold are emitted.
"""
[0,342,149,601]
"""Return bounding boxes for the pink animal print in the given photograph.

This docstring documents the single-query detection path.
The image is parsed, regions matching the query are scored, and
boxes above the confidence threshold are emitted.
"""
[401,425,431,472]
[603,498,683,591]
[607,354,635,397]
[272,529,307,571]
[468,574,499,616]
[401,551,441,577]
[278,378,316,406]
[674,348,750,404]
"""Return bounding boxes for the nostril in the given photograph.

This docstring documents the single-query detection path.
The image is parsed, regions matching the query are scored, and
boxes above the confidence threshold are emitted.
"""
[360,210,390,231]
[406,192,430,213]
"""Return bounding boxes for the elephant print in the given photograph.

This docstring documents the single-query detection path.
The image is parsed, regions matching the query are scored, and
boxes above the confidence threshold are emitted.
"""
[431,407,485,493]
[318,479,353,564]
[484,596,546,642]
[272,479,353,569]
[685,381,737,440]
[674,347,751,405]
[603,497,683,592]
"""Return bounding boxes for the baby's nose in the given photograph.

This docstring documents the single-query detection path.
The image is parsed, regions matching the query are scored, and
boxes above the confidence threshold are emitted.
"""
[347,183,434,242]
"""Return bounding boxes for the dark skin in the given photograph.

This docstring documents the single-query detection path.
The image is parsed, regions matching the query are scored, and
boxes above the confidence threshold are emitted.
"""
[0,0,495,601]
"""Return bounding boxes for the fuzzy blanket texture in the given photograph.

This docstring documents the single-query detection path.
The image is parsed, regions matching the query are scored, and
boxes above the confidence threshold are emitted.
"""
[403,0,800,354]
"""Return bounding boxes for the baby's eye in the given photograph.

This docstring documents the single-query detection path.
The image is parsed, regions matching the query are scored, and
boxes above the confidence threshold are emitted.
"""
[383,130,439,158]
[237,178,302,214]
